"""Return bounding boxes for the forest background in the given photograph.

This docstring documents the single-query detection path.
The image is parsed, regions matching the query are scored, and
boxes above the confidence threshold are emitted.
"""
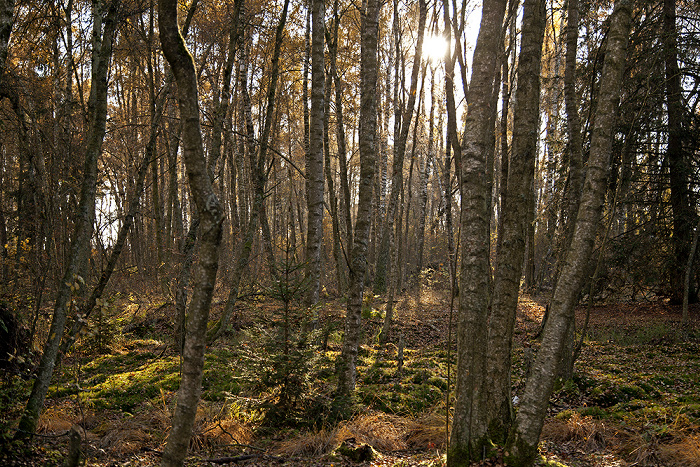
[0,0,699,466]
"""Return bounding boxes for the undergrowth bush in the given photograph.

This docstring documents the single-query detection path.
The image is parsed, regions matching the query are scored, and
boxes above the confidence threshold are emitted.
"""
[238,323,326,427]
[237,245,330,428]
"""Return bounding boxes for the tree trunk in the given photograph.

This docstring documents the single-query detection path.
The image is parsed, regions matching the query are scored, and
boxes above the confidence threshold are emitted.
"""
[416,66,436,277]
[16,0,120,439]
[506,2,632,464]
[448,0,507,464]
[158,0,225,465]
[305,0,325,306]
[330,15,353,265]
[325,14,345,294]
[487,0,546,444]
[0,0,14,90]
[665,0,693,305]
[379,0,426,344]
[209,0,289,343]
[60,73,176,355]
[335,0,380,408]
[441,0,461,296]
[549,0,583,380]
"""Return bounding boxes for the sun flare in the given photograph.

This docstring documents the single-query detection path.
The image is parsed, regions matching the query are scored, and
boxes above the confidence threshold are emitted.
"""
[422,34,448,63]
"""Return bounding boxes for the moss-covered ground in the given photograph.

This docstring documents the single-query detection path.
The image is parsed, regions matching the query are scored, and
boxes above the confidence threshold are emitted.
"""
[1,283,699,466]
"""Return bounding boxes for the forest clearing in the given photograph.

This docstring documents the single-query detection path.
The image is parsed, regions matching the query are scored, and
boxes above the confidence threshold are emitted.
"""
[2,277,699,466]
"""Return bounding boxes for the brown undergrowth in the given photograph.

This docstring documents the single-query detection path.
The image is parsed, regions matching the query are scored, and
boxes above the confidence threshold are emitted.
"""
[2,281,699,466]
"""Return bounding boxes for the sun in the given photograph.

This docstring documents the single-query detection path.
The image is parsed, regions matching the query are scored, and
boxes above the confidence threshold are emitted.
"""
[422,34,449,63]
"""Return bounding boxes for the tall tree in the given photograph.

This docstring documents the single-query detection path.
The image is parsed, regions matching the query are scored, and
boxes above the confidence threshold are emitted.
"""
[0,0,13,85]
[335,0,380,408]
[487,0,546,443]
[305,0,325,306]
[16,0,121,439]
[379,0,427,343]
[556,0,584,381]
[208,0,290,344]
[158,0,225,465]
[506,1,633,464]
[664,0,693,305]
[448,0,507,463]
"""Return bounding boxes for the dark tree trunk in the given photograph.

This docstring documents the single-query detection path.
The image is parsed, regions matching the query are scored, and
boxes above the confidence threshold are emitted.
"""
[158,0,225,464]
[448,0,507,464]
[506,2,632,464]
[664,0,693,305]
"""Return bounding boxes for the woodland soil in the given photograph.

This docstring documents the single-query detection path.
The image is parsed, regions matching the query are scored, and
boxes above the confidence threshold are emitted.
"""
[1,281,699,467]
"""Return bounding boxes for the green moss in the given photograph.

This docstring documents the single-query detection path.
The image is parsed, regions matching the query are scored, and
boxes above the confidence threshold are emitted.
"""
[578,406,607,418]
[427,375,448,390]
[361,366,392,384]
[80,357,180,413]
[503,433,539,467]
[554,409,574,420]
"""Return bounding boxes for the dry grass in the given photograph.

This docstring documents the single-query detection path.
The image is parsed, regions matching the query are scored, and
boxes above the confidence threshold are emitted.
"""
[36,405,77,434]
[188,403,254,451]
[99,425,153,455]
[405,411,448,450]
[200,418,254,447]
[542,412,608,451]
[276,410,448,458]
[659,434,700,467]
[276,425,352,457]
[36,401,99,435]
[345,411,410,451]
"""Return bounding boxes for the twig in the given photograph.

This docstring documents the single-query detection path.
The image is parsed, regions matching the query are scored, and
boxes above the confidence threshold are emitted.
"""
[204,454,259,464]
[204,453,284,464]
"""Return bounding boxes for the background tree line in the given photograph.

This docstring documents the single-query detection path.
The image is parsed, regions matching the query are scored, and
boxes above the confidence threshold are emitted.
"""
[0,0,698,465]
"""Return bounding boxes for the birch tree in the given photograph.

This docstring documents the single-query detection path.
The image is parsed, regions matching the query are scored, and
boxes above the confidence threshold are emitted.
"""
[335,0,380,409]
[158,0,225,464]
[487,0,546,443]
[448,0,507,463]
[506,2,633,464]
[305,0,325,306]
[16,0,121,438]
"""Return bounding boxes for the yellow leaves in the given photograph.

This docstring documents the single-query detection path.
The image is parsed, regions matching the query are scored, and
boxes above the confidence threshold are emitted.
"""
[66,274,85,293]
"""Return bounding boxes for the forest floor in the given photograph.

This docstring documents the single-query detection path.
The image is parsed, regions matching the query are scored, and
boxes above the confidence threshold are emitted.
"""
[1,273,700,466]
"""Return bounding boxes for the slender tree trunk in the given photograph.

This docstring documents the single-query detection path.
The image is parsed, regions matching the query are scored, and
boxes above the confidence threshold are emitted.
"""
[379,0,426,343]
[416,67,435,277]
[487,0,546,445]
[324,94,345,295]
[325,14,345,294]
[683,217,700,326]
[158,0,225,464]
[16,0,120,439]
[448,0,507,464]
[335,0,380,407]
[0,0,14,92]
[209,0,290,343]
[0,1,15,275]
[305,0,325,306]
[554,0,583,380]
[665,0,692,305]
[441,0,461,294]
[506,3,632,464]
[60,74,175,355]
[330,14,353,264]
